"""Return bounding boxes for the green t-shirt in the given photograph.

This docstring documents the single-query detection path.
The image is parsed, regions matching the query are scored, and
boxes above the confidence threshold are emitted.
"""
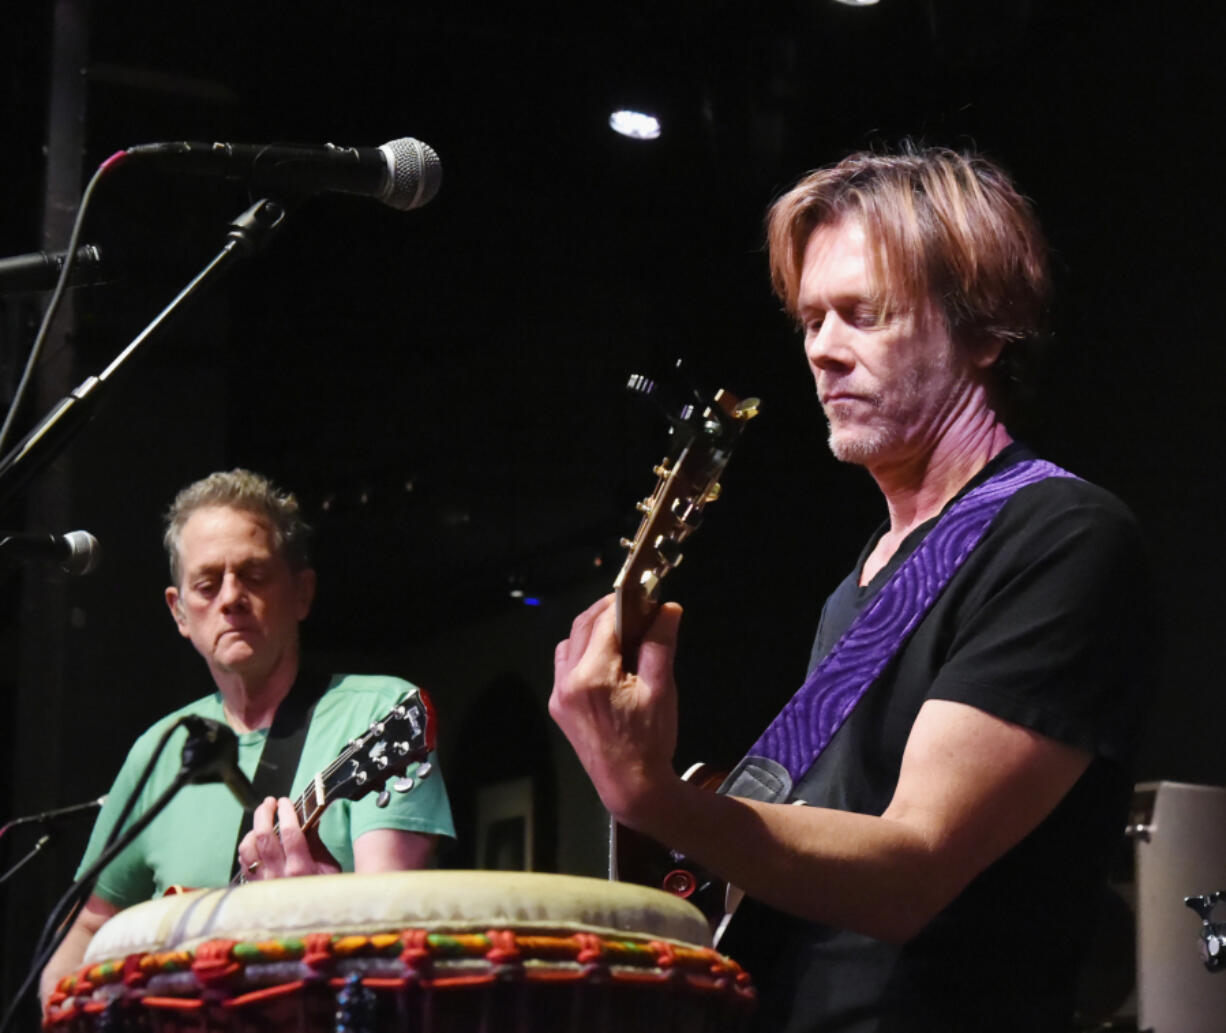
[77,673,455,906]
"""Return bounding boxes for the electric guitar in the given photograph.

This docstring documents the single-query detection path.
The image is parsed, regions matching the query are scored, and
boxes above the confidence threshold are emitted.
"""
[608,370,758,932]
[226,688,437,887]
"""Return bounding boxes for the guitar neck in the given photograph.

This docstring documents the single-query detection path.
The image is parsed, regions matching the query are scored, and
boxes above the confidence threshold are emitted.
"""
[225,688,434,887]
[615,582,658,672]
[612,385,757,672]
[230,774,328,885]
[286,772,329,835]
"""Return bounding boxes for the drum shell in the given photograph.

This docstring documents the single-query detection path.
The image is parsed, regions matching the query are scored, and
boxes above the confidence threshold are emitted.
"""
[47,870,755,1033]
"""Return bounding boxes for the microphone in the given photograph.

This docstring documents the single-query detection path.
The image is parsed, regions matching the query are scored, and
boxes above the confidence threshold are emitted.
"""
[178,717,261,810]
[125,137,442,211]
[0,530,100,575]
[0,245,108,294]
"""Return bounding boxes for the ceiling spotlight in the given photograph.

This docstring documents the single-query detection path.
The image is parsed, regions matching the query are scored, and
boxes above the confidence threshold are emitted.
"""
[833,0,879,5]
[609,109,662,141]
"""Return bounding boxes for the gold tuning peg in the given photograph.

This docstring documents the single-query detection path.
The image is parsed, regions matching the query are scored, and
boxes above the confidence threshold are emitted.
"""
[734,397,761,420]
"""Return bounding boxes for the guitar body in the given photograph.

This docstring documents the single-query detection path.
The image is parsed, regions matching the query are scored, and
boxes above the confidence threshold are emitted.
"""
[609,763,730,932]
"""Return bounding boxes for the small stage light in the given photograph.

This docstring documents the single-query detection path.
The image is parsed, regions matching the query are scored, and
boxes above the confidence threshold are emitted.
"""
[609,110,662,141]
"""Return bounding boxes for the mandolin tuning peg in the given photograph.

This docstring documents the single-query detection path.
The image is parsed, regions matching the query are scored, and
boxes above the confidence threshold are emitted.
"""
[376,789,391,808]
[392,776,414,793]
[416,762,432,780]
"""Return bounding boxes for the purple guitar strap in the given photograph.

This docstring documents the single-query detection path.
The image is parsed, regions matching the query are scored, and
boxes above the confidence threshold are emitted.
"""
[724,458,1076,802]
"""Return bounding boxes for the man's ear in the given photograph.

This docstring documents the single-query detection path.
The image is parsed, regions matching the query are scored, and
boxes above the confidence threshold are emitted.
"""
[970,333,1006,370]
[165,586,189,638]
[295,568,317,621]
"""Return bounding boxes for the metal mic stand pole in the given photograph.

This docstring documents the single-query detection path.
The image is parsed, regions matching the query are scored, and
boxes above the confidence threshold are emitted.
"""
[0,836,51,887]
[0,197,292,510]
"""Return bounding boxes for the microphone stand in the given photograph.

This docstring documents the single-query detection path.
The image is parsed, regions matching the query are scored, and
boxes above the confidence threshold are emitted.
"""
[0,796,106,885]
[0,197,292,509]
[0,797,105,843]
[0,717,254,1033]
[0,836,50,887]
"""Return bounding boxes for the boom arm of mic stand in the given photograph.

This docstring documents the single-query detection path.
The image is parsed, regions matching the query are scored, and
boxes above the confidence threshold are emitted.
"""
[0,198,292,509]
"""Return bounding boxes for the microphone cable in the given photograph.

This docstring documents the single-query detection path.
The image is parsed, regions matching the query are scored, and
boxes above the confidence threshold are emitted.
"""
[0,150,127,455]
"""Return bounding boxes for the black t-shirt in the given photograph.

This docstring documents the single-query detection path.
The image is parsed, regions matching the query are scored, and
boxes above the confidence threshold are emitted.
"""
[719,445,1158,1033]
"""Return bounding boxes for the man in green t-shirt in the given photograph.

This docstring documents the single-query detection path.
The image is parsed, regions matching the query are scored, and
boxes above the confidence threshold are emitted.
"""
[40,469,454,1005]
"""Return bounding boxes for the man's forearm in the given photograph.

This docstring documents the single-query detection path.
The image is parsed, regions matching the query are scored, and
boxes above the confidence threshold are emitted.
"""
[39,895,119,1009]
[39,921,93,1007]
[630,777,947,942]
[626,700,1091,944]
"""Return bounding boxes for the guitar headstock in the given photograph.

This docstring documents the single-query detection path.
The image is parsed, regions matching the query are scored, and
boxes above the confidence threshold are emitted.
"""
[317,688,437,814]
[614,371,759,669]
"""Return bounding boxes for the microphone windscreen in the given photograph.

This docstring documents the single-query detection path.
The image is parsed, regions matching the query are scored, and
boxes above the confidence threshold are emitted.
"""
[381,138,442,211]
[62,530,100,575]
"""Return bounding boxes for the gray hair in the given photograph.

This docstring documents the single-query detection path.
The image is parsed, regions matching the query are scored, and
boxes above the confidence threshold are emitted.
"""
[163,468,312,586]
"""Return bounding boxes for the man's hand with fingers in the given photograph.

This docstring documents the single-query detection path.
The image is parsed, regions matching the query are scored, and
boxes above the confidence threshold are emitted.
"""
[237,795,341,880]
[548,593,685,830]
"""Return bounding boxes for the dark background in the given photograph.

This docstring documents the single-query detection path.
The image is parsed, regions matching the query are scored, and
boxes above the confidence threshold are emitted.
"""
[2,0,1224,1017]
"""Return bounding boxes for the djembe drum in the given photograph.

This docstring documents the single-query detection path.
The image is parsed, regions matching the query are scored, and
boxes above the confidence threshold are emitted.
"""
[45,870,754,1033]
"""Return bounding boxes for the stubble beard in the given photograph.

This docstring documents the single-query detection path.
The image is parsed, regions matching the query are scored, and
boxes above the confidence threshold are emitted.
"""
[822,355,948,466]
[827,413,896,465]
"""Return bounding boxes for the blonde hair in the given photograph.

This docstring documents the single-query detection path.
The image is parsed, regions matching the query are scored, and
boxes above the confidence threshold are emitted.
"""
[767,145,1050,411]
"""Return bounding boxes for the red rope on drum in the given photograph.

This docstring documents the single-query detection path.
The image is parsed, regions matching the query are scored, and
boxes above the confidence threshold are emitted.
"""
[302,931,334,971]
[191,939,241,986]
[222,980,307,1009]
[45,924,758,1026]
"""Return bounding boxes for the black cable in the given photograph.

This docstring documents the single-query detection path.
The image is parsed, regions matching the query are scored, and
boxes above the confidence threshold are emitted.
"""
[3,714,190,1033]
[0,765,193,1033]
[99,717,185,855]
[0,151,126,454]
[29,714,183,969]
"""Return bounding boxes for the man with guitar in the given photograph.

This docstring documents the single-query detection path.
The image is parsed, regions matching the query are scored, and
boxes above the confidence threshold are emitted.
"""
[550,146,1156,1031]
[40,469,454,1005]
